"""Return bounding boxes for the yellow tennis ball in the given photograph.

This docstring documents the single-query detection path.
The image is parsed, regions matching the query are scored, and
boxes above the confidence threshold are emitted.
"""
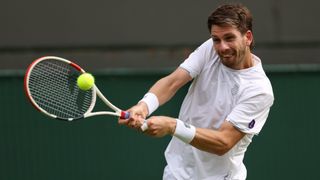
[77,73,95,90]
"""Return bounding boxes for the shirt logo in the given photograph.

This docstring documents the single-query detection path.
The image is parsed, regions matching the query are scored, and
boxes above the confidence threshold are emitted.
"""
[231,83,239,95]
[249,119,255,129]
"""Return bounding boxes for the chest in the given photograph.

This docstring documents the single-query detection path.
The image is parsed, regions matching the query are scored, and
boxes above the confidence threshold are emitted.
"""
[193,63,243,105]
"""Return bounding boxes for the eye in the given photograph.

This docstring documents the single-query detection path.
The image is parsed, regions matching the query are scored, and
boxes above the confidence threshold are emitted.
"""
[225,36,235,42]
[212,37,220,43]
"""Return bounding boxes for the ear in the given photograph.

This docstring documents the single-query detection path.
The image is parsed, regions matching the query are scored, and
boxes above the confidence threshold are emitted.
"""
[245,30,253,46]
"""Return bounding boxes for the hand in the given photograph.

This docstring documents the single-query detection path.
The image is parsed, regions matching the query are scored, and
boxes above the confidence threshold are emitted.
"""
[118,102,149,129]
[143,116,177,137]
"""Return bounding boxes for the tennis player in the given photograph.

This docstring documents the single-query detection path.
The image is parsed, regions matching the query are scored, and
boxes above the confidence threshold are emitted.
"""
[119,3,274,180]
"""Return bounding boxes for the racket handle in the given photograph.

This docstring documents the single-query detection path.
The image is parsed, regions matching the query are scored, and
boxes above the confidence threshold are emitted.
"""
[141,120,148,131]
[120,111,130,119]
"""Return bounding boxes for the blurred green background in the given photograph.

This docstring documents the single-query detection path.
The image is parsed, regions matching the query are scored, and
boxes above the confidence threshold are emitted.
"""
[1,66,320,179]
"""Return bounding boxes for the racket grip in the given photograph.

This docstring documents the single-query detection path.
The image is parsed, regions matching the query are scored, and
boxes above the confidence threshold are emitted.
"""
[120,111,130,119]
[141,120,148,131]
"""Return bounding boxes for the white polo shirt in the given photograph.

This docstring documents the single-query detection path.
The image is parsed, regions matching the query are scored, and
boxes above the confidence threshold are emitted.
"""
[164,39,274,180]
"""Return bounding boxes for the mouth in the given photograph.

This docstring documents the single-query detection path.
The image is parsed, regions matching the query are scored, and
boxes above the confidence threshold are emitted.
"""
[220,54,234,60]
[219,50,235,60]
[222,55,232,58]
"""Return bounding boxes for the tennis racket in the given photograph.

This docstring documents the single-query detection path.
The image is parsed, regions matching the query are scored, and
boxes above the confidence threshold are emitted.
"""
[24,56,130,121]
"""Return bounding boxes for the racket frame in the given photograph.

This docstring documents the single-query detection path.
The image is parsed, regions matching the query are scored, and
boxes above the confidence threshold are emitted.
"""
[24,56,129,121]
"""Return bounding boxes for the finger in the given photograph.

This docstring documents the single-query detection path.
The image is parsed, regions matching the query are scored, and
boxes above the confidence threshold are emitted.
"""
[118,118,129,125]
[127,119,141,128]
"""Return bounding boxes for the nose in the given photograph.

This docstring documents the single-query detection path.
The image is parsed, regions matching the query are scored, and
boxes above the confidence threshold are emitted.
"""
[219,41,230,52]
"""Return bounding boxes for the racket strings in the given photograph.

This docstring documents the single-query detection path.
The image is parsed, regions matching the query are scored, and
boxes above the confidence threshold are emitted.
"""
[28,60,93,119]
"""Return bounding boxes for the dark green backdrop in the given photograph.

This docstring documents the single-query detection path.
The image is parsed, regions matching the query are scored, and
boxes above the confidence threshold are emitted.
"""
[0,67,319,180]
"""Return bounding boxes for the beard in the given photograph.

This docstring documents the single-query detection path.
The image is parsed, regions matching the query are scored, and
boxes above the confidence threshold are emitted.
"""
[218,49,237,68]
[218,45,247,69]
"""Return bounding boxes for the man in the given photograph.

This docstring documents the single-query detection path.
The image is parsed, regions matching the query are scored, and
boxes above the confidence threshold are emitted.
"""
[119,3,274,180]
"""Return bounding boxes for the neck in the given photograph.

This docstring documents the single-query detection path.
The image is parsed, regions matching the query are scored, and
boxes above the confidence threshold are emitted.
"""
[236,49,253,70]
[243,52,254,68]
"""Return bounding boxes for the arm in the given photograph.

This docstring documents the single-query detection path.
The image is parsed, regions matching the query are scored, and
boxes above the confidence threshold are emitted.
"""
[145,116,245,156]
[148,67,192,106]
[118,67,192,127]
[135,67,192,116]
[190,120,245,155]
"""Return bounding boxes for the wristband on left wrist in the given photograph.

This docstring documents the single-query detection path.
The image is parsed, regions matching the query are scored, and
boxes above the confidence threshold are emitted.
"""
[173,119,196,144]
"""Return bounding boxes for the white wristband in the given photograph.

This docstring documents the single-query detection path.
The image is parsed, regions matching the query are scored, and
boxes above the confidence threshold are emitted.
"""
[173,119,196,144]
[139,92,159,116]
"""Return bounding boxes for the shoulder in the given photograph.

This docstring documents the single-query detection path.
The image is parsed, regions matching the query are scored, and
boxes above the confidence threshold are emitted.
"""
[239,76,274,107]
[179,39,218,78]
[196,38,214,53]
[238,58,274,104]
[246,55,273,94]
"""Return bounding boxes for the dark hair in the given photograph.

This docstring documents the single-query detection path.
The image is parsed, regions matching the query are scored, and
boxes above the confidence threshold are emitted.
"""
[207,4,254,49]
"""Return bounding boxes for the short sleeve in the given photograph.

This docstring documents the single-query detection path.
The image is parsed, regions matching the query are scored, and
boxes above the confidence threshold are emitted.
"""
[179,39,213,78]
[227,92,274,135]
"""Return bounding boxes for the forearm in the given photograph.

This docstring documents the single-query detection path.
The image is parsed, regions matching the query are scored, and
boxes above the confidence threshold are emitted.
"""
[137,78,175,117]
[148,67,192,105]
[190,128,231,155]
[174,120,245,156]
[172,119,230,155]
[141,117,244,156]
[140,68,191,116]
[148,78,178,105]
